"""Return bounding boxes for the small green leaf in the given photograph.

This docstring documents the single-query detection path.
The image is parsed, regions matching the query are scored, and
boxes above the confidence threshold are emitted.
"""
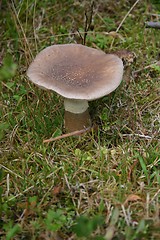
[6,224,21,240]
[52,129,62,138]
[110,207,119,225]
[0,55,17,81]
[138,155,148,179]
[5,82,15,91]
[136,219,147,233]
[45,209,67,232]
[72,215,104,238]
[0,122,10,131]
[0,122,10,140]
[13,95,22,101]
[151,64,160,72]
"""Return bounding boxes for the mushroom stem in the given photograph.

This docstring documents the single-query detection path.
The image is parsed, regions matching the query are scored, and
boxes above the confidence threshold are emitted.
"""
[64,98,91,132]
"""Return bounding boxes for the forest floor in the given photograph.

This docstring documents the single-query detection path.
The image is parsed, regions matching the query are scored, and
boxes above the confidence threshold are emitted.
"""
[0,0,160,239]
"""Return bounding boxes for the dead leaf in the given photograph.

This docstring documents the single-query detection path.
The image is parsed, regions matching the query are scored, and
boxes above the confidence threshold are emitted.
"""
[128,160,138,181]
[52,186,61,196]
[124,194,142,206]
[104,31,124,40]
[156,61,160,66]
[105,225,116,240]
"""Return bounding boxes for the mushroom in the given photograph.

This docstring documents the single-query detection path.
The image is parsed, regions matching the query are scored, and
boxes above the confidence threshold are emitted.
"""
[27,44,123,132]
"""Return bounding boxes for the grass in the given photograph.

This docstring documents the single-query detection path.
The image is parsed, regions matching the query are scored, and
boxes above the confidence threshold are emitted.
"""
[0,0,160,239]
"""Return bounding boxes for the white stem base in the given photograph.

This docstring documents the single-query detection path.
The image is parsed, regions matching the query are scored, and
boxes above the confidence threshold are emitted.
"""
[64,98,89,114]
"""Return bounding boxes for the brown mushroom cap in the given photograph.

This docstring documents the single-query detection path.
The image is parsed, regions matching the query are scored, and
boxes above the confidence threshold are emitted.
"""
[27,44,123,101]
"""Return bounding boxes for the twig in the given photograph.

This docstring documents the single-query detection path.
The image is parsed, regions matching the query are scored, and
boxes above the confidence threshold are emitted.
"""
[133,61,160,74]
[145,21,160,29]
[121,204,131,226]
[64,174,77,211]
[110,0,140,49]
[150,189,160,204]
[122,133,152,139]
[9,0,33,61]
[76,29,84,43]
[0,31,124,43]
[146,13,160,17]
[83,1,94,45]
[128,160,138,181]
[0,164,23,179]
[0,48,4,66]
[43,126,91,143]
[116,0,141,32]
[7,186,34,202]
